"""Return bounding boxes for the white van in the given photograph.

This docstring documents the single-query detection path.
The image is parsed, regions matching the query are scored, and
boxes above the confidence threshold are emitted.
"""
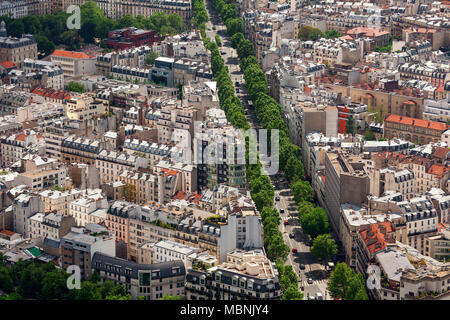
[316,292,323,300]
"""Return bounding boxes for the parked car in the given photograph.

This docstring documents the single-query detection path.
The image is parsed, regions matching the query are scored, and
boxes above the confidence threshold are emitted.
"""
[292,248,298,254]
[280,208,285,214]
[316,293,323,300]
[299,264,306,270]
[308,296,316,300]
[275,196,280,201]
[307,278,313,284]
[284,220,289,225]
[221,51,226,55]
[289,233,295,239]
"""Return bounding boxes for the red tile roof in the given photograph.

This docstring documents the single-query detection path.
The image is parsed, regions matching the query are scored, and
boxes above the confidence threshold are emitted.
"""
[16,133,26,141]
[51,50,95,59]
[162,168,178,177]
[359,221,395,255]
[427,164,449,178]
[432,146,449,160]
[0,61,16,69]
[347,27,389,38]
[32,87,71,100]
[0,229,16,236]
[385,114,449,131]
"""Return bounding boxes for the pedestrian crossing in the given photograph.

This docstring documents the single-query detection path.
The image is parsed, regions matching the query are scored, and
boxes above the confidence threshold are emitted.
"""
[300,279,328,287]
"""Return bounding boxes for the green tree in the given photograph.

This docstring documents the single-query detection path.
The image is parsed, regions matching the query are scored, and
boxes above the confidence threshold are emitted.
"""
[300,207,329,239]
[363,129,376,141]
[311,234,338,262]
[215,34,222,47]
[324,30,343,39]
[60,30,82,51]
[36,35,55,56]
[23,15,42,35]
[75,281,102,300]
[297,26,324,41]
[145,51,159,65]
[284,156,304,183]
[291,180,314,204]
[80,20,98,43]
[346,116,355,135]
[67,82,85,93]
[225,18,244,36]
[39,269,69,300]
[0,266,13,294]
[230,32,244,49]
[8,20,24,38]
[327,262,368,300]
[282,284,304,300]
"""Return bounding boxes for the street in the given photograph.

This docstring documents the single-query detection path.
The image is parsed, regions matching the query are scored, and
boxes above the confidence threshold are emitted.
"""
[203,0,331,299]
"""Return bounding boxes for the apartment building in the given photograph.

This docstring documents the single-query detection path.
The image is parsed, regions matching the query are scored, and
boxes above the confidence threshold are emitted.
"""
[39,189,83,216]
[384,115,449,144]
[61,224,115,280]
[340,203,405,268]
[324,150,371,232]
[66,94,106,121]
[0,21,37,68]
[16,168,66,191]
[96,150,148,184]
[185,249,282,300]
[423,93,450,123]
[194,126,246,191]
[425,227,450,262]
[12,192,44,238]
[396,197,439,255]
[151,57,175,86]
[70,191,108,227]
[27,212,76,247]
[138,240,200,266]
[23,58,64,90]
[60,135,103,165]
[369,167,416,200]
[106,201,139,245]
[50,50,96,79]
[92,252,186,300]
[157,101,200,145]
[0,131,45,167]
[122,139,184,167]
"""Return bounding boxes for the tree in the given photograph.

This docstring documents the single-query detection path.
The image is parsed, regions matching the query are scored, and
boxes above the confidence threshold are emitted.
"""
[39,269,69,300]
[282,284,304,300]
[297,200,314,217]
[145,51,159,65]
[0,252,6,266]
[67,82,85,93]
[80,20,98,43]
[297,26,324,41]
[324,30,343,39]
[75,281,102,300]
[311,234,338,262]
[23,15,41,35]
[284,156,304,183]
[225,18,243,36]
[363,129,376,141]
[36,35,55,56]
[60,30,82,51]
[327,262,368,300]
[346,116,355,135]
[122,183,136,203]
[8,20,24,38]
[300,207,329,239]
[0,266,13,294]
[230,32,244,49]
[267,233,289,261]
[18,264,45,298]
[291,180,314,204]
[237,39,255,59]
[215,34,222,47]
